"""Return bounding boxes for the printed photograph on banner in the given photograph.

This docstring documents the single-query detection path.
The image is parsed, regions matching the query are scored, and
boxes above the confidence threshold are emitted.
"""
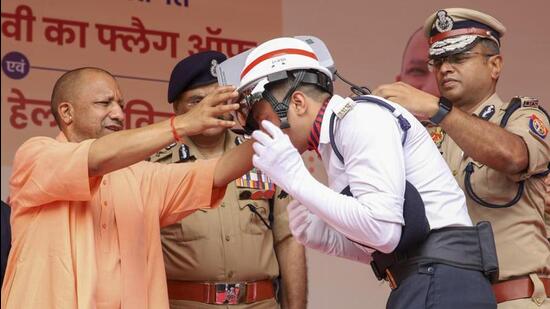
[1,0,282,199]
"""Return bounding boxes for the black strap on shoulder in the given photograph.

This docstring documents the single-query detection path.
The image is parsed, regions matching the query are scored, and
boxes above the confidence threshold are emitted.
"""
[268,198,275,227]
[330,96,429,253]
[465,98,548,208]
[329,112,344,163]
[355,95,411,145]
[498,97,522,128]
[329,95,412,165]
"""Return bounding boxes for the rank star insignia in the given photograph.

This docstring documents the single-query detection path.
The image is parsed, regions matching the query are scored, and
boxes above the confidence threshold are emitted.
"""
[529,114,548,140]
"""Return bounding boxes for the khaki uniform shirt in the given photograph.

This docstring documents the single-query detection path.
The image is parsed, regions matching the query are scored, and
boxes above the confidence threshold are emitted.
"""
[547,206,550,241]
[150,131,291,309]
[435,93,550,281]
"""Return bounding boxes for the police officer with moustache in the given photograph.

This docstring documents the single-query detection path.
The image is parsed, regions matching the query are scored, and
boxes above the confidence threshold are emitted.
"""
[150,51,307,309]
[375,8,550,308]
[394,21,550,243]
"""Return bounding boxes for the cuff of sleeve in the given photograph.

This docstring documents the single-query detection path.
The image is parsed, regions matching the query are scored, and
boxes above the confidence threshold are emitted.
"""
[50,138,98,202]
[76,139,100,200]
[192,159,227,210]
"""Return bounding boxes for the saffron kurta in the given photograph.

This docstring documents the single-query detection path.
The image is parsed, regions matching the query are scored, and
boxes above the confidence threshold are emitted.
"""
[1,133,226,309]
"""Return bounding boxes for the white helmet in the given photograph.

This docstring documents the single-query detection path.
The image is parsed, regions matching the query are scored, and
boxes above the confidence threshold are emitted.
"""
[234,37,333,132]
[238,37,333,92]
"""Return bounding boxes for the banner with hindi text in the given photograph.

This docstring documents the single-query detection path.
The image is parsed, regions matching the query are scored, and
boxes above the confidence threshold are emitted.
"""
[1,0,282,199]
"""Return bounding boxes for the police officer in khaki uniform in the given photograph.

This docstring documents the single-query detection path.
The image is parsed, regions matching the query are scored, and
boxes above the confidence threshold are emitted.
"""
[375,8,550,308]
[150,51,307,309]
[395,18,550,245]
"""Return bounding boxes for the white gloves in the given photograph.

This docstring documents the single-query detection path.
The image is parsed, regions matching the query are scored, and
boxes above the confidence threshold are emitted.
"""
[251,120,308,196]
[288,200,374,264]
[252,120,401,257]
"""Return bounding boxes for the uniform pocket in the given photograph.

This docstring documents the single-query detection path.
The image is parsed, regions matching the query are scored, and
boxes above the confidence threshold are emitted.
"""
[238,196,271,236]
[466,161,521,205]
[161,209,210,242]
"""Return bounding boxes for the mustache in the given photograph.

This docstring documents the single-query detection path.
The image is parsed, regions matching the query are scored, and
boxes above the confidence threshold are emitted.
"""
[105,120,123,127]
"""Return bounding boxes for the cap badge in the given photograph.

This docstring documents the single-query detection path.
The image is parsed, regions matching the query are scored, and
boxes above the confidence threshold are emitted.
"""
[435,10,454,33]
[210,59,219,77]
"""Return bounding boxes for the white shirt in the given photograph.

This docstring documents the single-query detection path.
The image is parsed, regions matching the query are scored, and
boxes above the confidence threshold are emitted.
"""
[291,95,471,260]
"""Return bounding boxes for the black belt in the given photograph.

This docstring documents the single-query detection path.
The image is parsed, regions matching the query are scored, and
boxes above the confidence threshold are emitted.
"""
[371,221,499,289]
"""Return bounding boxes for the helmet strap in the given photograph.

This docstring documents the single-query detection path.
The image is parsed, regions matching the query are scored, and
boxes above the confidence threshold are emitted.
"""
[263,70,307,129]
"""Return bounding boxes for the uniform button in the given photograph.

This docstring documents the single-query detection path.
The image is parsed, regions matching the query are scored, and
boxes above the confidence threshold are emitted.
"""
[103,201,107,207]
[102,179,107,185]
[225,235,230,241]
[221,203,226,208]
[427,266,434,273]
[452,170,457,176]
[102,223,107,229]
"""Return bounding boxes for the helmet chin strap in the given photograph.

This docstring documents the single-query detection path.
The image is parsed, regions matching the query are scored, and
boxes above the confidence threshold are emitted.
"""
[241,69,332,134]
[263,70,307,130]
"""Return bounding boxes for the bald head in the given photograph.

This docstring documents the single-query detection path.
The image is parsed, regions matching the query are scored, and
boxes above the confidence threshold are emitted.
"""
[51,67,115,128]
[397,28,439,96]
[400,28,424,70]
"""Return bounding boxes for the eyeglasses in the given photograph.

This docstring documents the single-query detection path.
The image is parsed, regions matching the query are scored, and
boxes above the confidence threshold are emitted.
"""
[427,51,496,72]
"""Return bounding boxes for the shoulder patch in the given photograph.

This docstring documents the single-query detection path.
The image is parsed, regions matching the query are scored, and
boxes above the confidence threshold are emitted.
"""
[529,114,548,140]
[334,97,356,119]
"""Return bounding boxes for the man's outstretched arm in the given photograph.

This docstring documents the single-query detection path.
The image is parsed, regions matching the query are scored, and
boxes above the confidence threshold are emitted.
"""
[88,86,239,177]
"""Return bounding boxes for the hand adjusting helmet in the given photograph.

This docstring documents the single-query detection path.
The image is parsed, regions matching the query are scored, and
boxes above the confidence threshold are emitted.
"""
[237,37,334,133]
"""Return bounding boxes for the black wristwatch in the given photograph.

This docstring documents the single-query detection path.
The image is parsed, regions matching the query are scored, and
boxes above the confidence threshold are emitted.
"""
[429,97,453,124]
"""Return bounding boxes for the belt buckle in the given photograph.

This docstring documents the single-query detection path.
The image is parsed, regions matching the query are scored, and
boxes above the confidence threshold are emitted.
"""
[214,283,244,304]
[385,269,397,290]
